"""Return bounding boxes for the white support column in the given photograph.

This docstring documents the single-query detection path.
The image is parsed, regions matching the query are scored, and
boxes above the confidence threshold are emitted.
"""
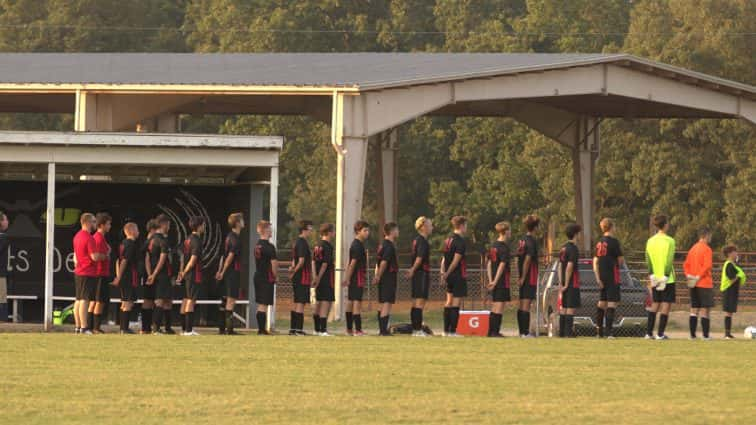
[267,166,279,331]
[43,162,55,331]
[377,129,398,225]
[572,116,599,253]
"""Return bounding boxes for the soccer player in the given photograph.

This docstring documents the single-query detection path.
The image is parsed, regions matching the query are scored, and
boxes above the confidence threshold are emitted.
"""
[177,217,206,336]
[407,216,432,337]
[558,223,581,338]
[254,220,278,335]
[373,222,399,336]
[140,219,158,334]
[73,213,102,335]
[516,214,540,338]
[683,227,713,340]
[343,220,369,336]
[147,214,174,334]
[112,222,140,334]
[486,221,511,338]
[288,220,314,336]
[721,245,746,339]
[313,223,336,336]
[91,212,112,333]
[645,214,676,340]
[216,212,244,335]
[440,216,468,337]
[593,218,625,338]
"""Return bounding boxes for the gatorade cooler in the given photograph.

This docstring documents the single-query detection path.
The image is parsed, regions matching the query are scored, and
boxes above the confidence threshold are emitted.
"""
[456,310,490,336]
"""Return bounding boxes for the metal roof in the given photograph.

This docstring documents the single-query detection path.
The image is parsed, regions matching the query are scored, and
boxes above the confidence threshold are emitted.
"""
[0,53,752,97]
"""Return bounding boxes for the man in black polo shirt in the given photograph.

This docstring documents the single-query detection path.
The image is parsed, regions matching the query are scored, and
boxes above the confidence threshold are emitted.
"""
[486,221,511,338]
[178,216,206,336]
[313,223,335,336]
[288,220,313,336]
[516,214,540,338]
[373,222,399,336]
[593,218,625,338]
[407,216,432,337]
[558,223,582,338]
[112,222,140,334]
[343,220,369,336]
[216,213,245,335]
[441,216,468,337]
[147,214,174,334]
[254,220,278,335]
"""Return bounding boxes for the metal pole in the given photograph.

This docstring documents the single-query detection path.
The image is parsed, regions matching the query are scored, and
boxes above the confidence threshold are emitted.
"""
[43,162,55,331]
[267,166,279,331]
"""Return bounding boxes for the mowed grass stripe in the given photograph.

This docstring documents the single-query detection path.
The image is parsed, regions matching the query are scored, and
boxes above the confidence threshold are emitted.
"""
[2,334,755,425]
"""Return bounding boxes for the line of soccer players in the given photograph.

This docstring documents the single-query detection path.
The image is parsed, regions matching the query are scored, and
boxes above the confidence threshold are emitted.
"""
[72,210,747,338]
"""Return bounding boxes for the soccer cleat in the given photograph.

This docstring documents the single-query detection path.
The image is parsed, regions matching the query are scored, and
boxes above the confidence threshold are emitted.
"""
[725,334,735,340]
[488,333,504,338]
[74,327,80,334]
[319,332,333,337]
[296,330,308,336]
[644,334,654,340]
[257,329,271,336]
[702,336,712,341]
[520,334,535,339]
[164,328,176,335]
[413,331,428,337]
[689,336,697,340]
[606,336,616,340]
[288,330,298,336]
[81,329,93,335]
[120,329,135,335]
[226,330,240,336]
[94,329,106,334]
[353,330,366,336]
[345,329,354,336]
[655,335,669,340]
[153,330,165,335]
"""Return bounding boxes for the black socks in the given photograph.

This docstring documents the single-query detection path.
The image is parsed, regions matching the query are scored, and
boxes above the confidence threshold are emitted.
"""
[218,308,226,334]
[313,314,320,332]
[181,313,187,332]
[605,308,615,337]
[226,310,234,333]
[488,313,502,336]
[689,315,698,338]
[185,311,194,333]
[164,309,173,332]
[516,310,530,336]
[560,315,574,337]
[596,308,605,337]
[449,307,460,334]
[646,311,656,337]
[87,312,94,331]
[443,307,451,334]
[319,317,328,333]
[256,311,267,333]
[290,311,297,332]
[120,310,129,332]
[701,317,710,338]
[410,308,422,331]
[141,308,152,333]
[353,314,362,332]
[153,307,163,331]
[346,312,354,331]
[93,313,101,331]
[378,313,391,335]
[658,314,669,337]
[725,316,732,336]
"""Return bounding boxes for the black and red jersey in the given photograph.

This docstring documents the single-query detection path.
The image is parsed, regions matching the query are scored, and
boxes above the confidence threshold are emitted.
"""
[254,239,277,284]
[313,239,335,288]
[224,231,242,272]
[148,233,172,278]
[411,235,431,272]
[119,238,139,288]
[488,240,511,289]
[183,233,203,284]
[349,238,367,287]
[443,233,467,281]
[291,236,312,286]
[559,241,580,288]
[516,234,539,286]
[595,235,623,286]
[377,238,398,285]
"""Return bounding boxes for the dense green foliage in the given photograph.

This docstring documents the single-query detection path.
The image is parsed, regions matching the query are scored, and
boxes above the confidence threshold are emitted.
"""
[0,0,753,252]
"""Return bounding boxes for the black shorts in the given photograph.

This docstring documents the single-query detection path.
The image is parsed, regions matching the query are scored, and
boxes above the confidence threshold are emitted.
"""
[652,284,676,303]
[293,283,311,304]
[316,282,335,302]
[224,271,241,299]
[155,275,173,300]
[185,280,201,301]
[562,287,581,309]
[120,283,138,303]
[75,275,98,301]
[446,278,468,298]
[96,277,110,303]
[491,286,511,303]
[600,284,621,303]
[141,278,156,300]
[722,284,740,313]
[378,280,397,304]
[519,284,537,300]
[254,277,274,306]
[411,270,430,300]
[347,283,364,301]
[690,287,714,309]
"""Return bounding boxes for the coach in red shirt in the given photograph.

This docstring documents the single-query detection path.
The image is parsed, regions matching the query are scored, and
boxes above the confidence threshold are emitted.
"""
[73,213,104,334]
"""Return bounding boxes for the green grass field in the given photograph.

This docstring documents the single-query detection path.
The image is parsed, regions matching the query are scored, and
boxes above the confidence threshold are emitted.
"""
[2,333,756,425]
